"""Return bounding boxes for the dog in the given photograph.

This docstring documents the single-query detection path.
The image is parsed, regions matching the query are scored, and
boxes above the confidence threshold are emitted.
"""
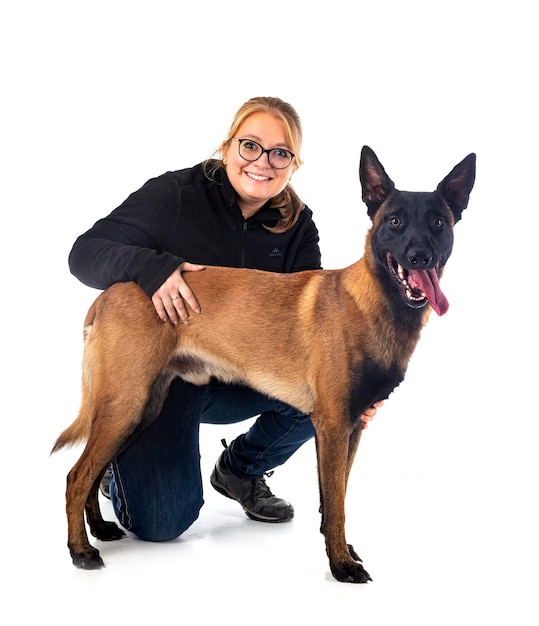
[52,146,476,583]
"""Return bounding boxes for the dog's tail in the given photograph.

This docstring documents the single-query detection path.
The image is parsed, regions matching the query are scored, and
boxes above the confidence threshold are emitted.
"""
[51,408,91,453]
[51,386,93,454]
[51,312,97,454]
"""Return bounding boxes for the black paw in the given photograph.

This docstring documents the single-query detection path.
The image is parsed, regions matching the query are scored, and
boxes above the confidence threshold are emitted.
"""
[331,548,372,583]
[91,521,126,541]
[331,560,372,583]
[71,546,105,570]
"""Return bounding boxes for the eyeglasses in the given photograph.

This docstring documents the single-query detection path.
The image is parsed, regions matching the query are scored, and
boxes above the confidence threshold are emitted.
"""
[229,138,295,170]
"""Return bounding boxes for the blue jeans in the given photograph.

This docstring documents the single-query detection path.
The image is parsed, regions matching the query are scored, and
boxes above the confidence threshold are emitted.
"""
[109,377,314,541]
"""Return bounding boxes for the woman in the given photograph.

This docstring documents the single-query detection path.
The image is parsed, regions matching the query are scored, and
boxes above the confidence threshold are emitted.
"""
[69,96,379,542]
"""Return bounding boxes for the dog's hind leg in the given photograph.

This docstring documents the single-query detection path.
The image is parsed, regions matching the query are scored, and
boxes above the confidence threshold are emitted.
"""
[66,368,177,568]
[84,370,176,543]
[65,415,141,569]
[85,467,126,542]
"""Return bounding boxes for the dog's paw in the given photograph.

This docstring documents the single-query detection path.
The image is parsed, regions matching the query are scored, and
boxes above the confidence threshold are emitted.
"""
[91,520,126,542]
[331,556,372,583]
[70,546,105,570]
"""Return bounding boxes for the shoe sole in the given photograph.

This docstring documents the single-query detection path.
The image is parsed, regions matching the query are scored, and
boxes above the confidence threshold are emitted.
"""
[210,475,294,523]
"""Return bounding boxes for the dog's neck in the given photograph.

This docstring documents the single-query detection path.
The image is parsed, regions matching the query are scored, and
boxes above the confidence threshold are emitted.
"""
[341,246,427,374]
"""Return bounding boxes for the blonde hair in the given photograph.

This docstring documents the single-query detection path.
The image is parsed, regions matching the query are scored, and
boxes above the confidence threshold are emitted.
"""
[204,96,305,234]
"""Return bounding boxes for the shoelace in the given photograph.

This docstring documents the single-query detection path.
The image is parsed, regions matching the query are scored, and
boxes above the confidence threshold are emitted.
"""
[249,473,274,500]
[220,438,275,501]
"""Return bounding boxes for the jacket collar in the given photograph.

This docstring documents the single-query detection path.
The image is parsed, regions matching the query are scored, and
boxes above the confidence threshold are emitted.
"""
[217,166,281,225]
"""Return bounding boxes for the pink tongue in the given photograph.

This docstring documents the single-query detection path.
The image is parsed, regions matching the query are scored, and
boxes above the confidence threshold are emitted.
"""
[407,268,449,316]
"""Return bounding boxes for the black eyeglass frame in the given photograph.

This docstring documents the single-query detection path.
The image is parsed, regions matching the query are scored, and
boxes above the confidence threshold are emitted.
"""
[229,137,295,170]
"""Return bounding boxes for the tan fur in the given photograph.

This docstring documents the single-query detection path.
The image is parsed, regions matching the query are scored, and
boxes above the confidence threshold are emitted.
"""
[53,246,425,580]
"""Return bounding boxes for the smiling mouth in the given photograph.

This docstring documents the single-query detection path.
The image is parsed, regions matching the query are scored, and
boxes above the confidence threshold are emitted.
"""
[246,172,271,182]
[386,253,449,316]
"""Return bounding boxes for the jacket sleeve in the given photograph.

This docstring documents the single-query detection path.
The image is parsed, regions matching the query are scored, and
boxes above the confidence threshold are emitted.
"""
[68,174,185,297]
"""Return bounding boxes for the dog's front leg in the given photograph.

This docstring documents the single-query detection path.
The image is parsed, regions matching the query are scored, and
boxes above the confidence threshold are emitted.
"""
[315,419,370,583]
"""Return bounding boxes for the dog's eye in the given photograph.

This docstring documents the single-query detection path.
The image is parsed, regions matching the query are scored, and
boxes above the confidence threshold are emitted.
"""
[389,216,401,228]
[432,217,444,228]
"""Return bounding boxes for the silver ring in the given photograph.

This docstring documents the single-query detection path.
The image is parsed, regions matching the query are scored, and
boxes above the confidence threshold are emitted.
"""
[172,295,181,301]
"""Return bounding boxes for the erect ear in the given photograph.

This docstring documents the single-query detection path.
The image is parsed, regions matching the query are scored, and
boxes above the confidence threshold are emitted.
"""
[359,146,396,219]
[436,153,476,222]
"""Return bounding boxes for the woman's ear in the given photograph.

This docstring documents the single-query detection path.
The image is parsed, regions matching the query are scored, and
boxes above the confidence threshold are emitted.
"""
[289,161,299,180]
[221,140,229,165]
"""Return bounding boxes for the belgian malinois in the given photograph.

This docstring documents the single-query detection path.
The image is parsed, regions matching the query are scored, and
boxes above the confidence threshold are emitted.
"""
[53,146,476,583]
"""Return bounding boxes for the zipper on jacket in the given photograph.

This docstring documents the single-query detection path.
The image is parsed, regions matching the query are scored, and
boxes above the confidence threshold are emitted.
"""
[241,220,248,266]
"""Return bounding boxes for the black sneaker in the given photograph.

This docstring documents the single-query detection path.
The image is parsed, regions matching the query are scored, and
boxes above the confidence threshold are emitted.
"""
[100,466,112,499]
[210,451,294,523]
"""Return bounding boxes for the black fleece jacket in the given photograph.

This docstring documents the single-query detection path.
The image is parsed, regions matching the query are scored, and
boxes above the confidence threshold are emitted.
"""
[69,162,322,297]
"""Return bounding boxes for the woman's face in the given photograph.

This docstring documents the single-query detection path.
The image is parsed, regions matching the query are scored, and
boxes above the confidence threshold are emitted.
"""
[223,111,298,219]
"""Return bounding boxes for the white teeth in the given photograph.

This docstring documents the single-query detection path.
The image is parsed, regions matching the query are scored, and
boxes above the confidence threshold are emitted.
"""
[247,172,269,181]
[397,263,408,286]
[397,263,424,301]
[405,287,424,301]
[387,255,429,304]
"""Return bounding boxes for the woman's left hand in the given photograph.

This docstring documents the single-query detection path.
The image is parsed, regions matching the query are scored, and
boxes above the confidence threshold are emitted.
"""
[361,401,384,430]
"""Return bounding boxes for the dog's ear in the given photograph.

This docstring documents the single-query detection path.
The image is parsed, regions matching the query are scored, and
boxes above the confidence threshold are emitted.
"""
[359,146,396,219]
[436,153,476,222]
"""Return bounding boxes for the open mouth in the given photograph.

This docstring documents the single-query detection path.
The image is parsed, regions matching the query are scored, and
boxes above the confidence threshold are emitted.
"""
[386,253,449,316]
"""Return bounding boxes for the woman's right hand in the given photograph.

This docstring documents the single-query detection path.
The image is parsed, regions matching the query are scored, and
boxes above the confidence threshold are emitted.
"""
[152,262,205,325]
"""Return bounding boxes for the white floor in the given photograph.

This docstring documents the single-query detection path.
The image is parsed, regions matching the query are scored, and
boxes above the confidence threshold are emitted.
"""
[3,1,539,623]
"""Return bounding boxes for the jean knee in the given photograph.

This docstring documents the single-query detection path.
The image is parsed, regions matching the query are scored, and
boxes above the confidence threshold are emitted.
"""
[133,510,202,542]
[111,477,204,542]
[116,502,203,542]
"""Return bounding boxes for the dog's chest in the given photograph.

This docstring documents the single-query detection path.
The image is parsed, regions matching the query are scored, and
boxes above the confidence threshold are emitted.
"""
[347,356,405,420]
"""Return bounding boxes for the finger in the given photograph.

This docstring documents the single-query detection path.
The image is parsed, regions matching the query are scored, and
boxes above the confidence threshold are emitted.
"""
[151,294,174,323]
[172,295,190,324]
[164,299,181,325]
[180,291,200,315]
[175,282,200,315]
[181,262,206,274]
[363,400,384,418]
[360,409,375,430]
[177,264,204,314]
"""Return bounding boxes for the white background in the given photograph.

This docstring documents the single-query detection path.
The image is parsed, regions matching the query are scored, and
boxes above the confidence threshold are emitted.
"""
[1,1,537,624]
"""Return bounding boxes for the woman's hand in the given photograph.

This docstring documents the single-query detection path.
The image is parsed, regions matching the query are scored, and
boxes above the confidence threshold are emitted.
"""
[152,262,205,325]
[361,401,384,430]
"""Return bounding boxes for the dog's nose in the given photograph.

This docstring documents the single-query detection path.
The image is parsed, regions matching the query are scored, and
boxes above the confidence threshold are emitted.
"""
[408,250,432,267]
